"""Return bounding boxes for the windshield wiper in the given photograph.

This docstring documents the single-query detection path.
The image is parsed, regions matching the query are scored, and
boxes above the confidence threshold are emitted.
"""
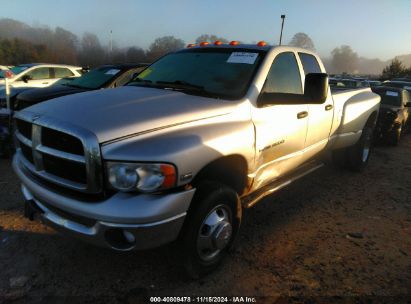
[64,83,88,89]
[155,80,217,98]
[156,80,203,90]
[128,78,153,85]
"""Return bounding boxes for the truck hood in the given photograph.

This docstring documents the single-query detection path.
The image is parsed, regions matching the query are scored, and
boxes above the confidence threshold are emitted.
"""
[24,86,235,143]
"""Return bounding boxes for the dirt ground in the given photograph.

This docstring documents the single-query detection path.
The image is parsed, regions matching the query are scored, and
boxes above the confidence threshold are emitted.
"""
[0,136,410,303]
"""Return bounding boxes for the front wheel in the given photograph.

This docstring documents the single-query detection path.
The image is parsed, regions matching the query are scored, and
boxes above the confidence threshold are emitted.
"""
[178,181,241,278]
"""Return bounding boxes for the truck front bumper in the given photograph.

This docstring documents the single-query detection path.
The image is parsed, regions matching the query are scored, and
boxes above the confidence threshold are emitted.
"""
[13,154,196,251]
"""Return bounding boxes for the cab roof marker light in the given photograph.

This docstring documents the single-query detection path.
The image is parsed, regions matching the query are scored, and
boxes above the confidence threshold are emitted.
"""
[257,41,267,47]
[214,41,223,45]
[229,41,239,46]
[186,43,196,48]
[199,41,209,46]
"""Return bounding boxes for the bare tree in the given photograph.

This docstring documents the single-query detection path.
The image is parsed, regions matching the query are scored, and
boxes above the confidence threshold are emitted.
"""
[126,47,146,63]
[78,33,106,67]
[331,45,359,74]
[289,33,315,51]
[51,27,78,64]
[146,36,185,61]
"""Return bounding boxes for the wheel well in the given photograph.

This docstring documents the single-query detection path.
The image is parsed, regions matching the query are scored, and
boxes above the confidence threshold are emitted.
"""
[191,155,248,195]
[367,111,378,128]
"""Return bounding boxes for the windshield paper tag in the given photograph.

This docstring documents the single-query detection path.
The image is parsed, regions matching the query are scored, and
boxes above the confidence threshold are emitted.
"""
[227,52,258,64]
[386,91,399,97]
[105,69,120,75]
[138,68,152,79]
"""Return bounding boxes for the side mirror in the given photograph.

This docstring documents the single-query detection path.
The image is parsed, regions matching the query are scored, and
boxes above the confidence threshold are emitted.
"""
[21,75,32,83]
[304,73,328,103]
[258,73,329,107]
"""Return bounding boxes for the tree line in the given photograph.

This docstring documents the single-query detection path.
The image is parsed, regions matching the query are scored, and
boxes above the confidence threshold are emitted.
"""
[0,18,409,78]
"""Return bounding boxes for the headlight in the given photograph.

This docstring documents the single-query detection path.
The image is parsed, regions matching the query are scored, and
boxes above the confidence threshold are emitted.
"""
[106,162,176,192]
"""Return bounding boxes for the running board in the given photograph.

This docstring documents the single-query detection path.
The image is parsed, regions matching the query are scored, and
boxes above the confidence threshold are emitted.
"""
[242,162,324,208]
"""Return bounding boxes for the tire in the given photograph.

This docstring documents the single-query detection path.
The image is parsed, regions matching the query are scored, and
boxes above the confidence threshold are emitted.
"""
[178,181,242,279]
[346,123,374,171]
[332,121,374,172]
[388,124,402,146]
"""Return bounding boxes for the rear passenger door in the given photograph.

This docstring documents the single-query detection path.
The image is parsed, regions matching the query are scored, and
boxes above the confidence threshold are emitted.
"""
[251,52,309,190]
[298,52,333,160]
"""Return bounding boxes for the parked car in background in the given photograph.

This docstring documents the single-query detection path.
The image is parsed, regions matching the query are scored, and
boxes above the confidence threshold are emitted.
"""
[391,78,411,82]
[382,81,411,93]
[329,78,368,90]
[372,86,410,145]
[0,63,82,89]
[15,64,148,110]
[0,87,34,110]
[368,80,382,87]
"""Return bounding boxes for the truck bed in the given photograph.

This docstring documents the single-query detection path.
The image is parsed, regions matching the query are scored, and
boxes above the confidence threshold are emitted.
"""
[329,87,380,149]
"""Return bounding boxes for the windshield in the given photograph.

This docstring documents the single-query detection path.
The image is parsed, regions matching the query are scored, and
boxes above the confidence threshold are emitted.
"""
[128,49,265,99]
[379,91,402,106]
[10,66,29,75]
[67,66,122,89]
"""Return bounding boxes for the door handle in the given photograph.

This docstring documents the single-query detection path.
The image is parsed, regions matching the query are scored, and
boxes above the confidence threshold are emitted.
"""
[325,104,333,111]
[297,111,308,119]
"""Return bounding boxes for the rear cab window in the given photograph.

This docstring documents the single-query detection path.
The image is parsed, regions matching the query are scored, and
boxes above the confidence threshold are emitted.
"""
[263,52,303,95]
[298,53,322,75]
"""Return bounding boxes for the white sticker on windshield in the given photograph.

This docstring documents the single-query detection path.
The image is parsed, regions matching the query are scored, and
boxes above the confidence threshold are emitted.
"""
[227,52,258,64]
[105,69,120,75]
[404,86,411,90]
[386,91,399,97]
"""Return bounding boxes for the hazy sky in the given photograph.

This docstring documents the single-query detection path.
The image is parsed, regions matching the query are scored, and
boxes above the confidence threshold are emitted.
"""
[1,0,411,60]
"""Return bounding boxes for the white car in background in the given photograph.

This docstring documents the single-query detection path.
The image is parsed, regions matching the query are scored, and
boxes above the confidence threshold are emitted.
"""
[0,63,82,88]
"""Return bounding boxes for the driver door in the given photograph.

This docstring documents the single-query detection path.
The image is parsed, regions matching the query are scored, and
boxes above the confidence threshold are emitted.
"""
[251,52,308,190]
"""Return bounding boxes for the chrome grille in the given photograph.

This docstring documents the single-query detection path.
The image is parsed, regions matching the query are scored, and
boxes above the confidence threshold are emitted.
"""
[14,112,103,194]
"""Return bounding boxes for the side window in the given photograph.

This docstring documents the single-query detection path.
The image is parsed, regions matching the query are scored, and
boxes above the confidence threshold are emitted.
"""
[298,53,322,75]
[53,68,74,78]
[24,67,50,80]
[264,52,302,94]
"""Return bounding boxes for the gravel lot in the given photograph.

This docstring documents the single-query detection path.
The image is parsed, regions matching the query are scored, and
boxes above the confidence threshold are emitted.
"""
[0,136,410,303]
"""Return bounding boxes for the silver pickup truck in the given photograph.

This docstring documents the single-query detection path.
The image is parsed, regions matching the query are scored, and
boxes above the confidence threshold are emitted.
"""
[12,44,380,277]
